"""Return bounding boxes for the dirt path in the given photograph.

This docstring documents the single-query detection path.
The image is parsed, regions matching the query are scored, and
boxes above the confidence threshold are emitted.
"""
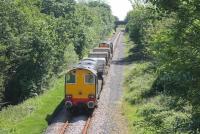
[45,32,128,134]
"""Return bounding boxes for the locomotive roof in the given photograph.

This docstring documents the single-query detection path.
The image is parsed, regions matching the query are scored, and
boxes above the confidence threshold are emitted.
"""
[68,64,97,75]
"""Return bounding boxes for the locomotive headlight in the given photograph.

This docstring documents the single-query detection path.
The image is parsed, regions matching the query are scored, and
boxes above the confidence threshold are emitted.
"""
[66,95,72,100]
[88,94,95,99]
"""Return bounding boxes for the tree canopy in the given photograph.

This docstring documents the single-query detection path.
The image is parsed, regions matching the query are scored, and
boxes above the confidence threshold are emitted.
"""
[0,0,114,103]
[126,0,200,132]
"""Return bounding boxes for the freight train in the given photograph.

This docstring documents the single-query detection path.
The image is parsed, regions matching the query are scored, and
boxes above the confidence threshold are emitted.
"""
[64,32,121,110]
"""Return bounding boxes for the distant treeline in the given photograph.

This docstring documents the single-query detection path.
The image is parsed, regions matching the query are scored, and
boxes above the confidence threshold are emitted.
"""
[126,0,200,133]
[0,0,115,104]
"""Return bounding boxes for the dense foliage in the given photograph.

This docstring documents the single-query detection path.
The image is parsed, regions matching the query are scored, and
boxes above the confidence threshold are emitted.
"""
[126,0,200,133]
[0,0,114,104]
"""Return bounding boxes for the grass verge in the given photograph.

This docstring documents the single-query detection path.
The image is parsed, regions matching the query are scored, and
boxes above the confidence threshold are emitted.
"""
[122,34,191,134]
[0,76,64,134]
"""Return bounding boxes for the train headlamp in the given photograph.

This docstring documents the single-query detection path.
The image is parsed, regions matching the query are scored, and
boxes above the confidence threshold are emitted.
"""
[88,94,95,99]
[66,95,72,100]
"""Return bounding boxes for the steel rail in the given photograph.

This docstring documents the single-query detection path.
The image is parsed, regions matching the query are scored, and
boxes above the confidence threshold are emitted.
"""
[58,114,93,134]
[82,116,92,134]
[59,121,69,134]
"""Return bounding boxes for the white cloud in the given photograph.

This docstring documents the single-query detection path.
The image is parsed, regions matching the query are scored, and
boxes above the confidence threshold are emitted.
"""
[107,0,132,20]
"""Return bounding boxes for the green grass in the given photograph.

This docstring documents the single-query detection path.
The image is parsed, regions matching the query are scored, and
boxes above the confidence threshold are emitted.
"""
[122,34,192,134]
[122,34,153,133]
[0,76,64,134]
[122,61,156,134]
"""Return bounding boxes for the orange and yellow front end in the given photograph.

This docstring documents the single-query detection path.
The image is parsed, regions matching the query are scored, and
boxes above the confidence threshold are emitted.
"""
[65,68,97,110]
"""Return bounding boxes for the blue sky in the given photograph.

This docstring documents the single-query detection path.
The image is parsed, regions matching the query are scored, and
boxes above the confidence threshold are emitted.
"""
[107,0,132,20]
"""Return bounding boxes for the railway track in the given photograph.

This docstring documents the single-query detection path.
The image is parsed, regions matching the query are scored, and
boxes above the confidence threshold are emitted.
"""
[59,114,93,134]
[45,31,121,134]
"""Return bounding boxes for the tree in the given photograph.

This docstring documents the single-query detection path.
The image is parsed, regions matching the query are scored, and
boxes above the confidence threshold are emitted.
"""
[0,0,114,103]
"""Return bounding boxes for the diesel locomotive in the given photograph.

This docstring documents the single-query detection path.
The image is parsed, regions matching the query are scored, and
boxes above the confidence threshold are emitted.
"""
[64,32,121,110]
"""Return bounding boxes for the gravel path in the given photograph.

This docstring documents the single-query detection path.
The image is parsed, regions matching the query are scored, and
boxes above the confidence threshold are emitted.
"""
[45,32,128,134]
[88,32,128,134]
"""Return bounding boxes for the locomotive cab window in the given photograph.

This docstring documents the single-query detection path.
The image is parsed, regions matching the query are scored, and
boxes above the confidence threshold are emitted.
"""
[66,71,76,84]
[85,74,95,84]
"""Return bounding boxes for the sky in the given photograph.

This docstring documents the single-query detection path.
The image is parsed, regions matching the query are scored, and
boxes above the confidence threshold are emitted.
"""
[107,0,133,20]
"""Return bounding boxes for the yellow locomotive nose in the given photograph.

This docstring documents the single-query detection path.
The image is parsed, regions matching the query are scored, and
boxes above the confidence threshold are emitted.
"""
[78,91,82,95]
[65,66,97,109]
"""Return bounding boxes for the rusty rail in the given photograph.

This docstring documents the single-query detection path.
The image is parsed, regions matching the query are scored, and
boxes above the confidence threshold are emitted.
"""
[59,115,93,134]
[59,121,69,134]
[82,116,92,134]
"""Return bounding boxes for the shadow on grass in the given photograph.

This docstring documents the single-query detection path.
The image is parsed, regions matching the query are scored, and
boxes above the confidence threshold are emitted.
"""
[112,39,152,66]
[45,99,64,125]
[121,38,158,99]
[127,44,151,61]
